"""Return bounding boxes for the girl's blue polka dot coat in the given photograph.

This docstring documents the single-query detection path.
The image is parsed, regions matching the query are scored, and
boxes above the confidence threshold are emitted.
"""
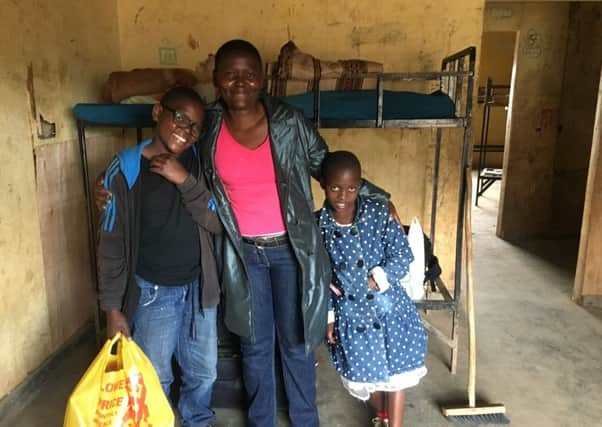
[317,197,428,384]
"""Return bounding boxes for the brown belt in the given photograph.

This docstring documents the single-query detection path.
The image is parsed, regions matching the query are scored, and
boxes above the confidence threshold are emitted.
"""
[241,234,289,247]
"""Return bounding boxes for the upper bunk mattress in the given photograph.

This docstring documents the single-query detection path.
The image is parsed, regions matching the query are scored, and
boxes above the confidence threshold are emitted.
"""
[73,104,155,127]
[281,90,455,121]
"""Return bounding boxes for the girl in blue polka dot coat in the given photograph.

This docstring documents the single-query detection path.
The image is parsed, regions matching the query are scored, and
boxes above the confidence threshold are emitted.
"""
[318,151,427,427]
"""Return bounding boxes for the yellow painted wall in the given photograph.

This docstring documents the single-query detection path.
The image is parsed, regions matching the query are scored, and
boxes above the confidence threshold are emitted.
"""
[484,2,570,240]
[1,0,487,400]
[551,3,602,238]
[0,0,122,398]
[117,0,485,287]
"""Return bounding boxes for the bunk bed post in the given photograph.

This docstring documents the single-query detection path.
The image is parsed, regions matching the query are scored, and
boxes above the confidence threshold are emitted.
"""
[430,128,442,247]
[76,120,102,346]
[313,76,321,129]
[476,78,492,205]
[454,58,465,118]
[376,75,384,128]
[441,58,450,98]
[449,63,456,108]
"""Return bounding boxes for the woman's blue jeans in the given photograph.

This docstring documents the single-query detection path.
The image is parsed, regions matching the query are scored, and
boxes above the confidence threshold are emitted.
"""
[240,242,319,427]
[132,276,217,427]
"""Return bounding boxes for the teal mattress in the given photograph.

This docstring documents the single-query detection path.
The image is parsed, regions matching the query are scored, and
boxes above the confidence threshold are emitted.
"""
[282,90,455,121]
[73,103,154,127]
[73,89,455,128]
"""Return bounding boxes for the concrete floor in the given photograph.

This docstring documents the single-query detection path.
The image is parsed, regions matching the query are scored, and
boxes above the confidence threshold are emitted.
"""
[1,179,601,427]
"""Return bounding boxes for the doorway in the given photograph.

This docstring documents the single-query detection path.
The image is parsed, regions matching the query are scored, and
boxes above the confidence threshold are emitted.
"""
[473,31,516,213]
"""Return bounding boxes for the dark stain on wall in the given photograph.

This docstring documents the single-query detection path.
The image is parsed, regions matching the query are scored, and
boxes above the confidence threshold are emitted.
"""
[535,108,554,134]
[26,62,36,119]
[188,34,199,50]
[351,24,404,48]
[134,6,144,24]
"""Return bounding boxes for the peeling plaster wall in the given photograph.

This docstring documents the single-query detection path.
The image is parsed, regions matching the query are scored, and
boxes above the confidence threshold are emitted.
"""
[551,3,602,238]
[117,0,485,287]
[0,0,121,398]
[485,2,570,240]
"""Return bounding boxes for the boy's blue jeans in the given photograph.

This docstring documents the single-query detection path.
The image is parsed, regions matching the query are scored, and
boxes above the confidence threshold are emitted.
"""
[132,275,217,427]
[240,242,319,427]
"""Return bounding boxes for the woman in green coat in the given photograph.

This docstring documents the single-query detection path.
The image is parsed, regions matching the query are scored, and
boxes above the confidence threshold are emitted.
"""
[201,39,389,427]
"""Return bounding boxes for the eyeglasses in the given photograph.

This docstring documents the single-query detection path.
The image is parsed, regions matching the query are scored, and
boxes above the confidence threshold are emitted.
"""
[162,104,203,136]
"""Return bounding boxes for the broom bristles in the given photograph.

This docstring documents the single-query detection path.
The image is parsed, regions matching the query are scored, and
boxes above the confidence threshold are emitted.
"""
[442,403,509,424]
[444,413,510,424]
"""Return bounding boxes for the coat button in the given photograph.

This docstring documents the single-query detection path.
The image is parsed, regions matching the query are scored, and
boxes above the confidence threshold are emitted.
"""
[334,230,342,238]
[373,322,381,330]
[356,326,366,333]
[356,259,364,268]
[348,294,355,301]
[338,262,346,270]
[366,293,374,300]
[350,226,359,236]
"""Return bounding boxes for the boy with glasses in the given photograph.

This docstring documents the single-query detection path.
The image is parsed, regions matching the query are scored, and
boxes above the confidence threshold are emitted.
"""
[97,86,222,427]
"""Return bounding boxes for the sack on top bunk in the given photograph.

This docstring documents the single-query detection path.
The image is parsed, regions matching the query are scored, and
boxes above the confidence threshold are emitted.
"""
[270,41,383,96]
[102,68,199,103]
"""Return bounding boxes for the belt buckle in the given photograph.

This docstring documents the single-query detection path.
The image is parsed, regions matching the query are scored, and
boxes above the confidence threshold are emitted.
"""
[259,237,272,246]
[242,233,287,247]
[259,235,279,247]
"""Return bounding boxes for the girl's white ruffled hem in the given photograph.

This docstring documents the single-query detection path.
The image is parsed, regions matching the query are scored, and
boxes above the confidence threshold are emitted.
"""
[340,366,428,401]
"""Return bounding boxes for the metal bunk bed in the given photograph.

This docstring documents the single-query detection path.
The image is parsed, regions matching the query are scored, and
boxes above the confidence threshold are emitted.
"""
[73,47,475,380]
[72,104,153,343]
[272,46,476,374]
[475,78,510,206]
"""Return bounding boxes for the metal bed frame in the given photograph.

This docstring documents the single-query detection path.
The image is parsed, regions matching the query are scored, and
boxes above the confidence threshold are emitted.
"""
[75,46,475,374]
[75,114,150,344]
[269,46,476,373]
[475,77,510,206]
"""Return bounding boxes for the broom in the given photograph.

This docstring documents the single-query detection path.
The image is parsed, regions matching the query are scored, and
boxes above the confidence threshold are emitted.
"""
[441,168,509,424]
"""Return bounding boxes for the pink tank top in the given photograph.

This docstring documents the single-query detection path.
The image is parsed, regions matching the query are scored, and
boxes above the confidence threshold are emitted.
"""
[215,122,286,236]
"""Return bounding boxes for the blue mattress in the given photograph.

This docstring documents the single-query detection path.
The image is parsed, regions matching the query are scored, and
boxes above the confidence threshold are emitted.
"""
[73,103,155,127]
[73,90,455,128]
[282,90,455,121]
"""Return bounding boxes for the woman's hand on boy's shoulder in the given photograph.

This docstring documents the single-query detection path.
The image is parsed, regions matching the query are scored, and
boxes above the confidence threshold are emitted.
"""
[150,153,190,185]
[94,174,111,212]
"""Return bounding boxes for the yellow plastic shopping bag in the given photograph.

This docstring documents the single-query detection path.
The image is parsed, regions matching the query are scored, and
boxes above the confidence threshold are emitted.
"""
[64,332,174,427]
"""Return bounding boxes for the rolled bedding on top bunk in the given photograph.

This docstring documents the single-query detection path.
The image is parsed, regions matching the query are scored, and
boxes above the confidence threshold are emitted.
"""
[281,90,455,121]
[269,41,456,122]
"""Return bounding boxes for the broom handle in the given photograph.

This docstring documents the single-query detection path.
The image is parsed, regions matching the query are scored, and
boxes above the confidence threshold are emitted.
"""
[465,167,476,408]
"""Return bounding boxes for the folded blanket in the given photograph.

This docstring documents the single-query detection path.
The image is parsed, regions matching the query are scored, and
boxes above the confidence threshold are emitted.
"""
[270,41,383,96]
